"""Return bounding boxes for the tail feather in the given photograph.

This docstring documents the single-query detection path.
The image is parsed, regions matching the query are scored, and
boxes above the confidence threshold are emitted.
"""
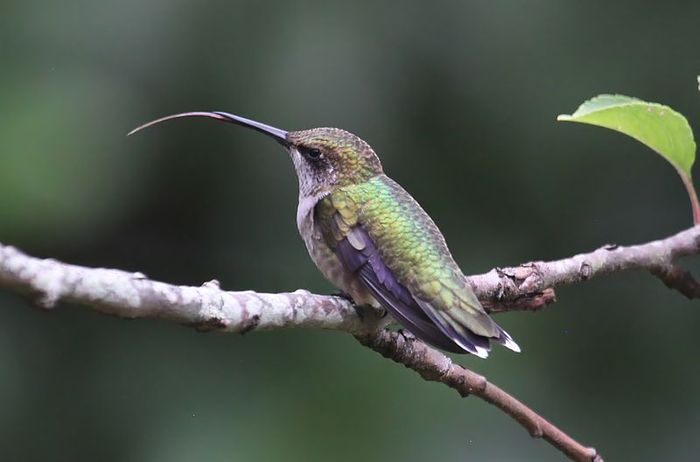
[415,298,492,358]
[494,325,521,353]
[416,297,521,358]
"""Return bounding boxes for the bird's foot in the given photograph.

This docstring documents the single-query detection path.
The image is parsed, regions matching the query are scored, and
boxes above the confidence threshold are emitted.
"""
[353,304,389,321]
[331,291,387,322]
[354,304,367,321]
[332,290,355,303]
[331,291,367,318]
[398,329,417,341]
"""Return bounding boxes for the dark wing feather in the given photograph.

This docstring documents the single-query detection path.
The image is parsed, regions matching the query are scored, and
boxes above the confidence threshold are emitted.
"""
[358,265,464,353]
[413,297,491,356]
[335,225,492,356]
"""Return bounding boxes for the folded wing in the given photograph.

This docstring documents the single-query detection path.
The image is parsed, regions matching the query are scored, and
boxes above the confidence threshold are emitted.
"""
[335,225,506,357]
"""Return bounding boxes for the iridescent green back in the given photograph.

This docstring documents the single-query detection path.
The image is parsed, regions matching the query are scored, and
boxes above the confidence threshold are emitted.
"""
[316,174,491,331]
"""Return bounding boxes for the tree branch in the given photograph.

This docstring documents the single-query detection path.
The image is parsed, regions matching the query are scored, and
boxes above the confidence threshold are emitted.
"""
[0,243,385,334]
[1,225,699,462]
[468,225,700,306]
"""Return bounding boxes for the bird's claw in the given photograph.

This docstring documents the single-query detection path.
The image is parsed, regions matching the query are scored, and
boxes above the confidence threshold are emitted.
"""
[330,291,387,321]
[332,291,355,303]
[398,329,416,341]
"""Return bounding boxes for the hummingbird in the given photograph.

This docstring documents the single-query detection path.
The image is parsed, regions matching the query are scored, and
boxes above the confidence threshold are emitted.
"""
[129,111,520,358]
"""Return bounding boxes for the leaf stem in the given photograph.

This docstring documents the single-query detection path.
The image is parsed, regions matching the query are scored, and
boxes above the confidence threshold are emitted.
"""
[679,172,700,225]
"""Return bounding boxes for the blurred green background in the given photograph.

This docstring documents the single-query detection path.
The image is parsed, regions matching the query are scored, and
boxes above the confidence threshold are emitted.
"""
[1,1,699,461]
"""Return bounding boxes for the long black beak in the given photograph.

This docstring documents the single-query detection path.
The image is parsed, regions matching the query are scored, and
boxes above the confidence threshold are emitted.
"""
[128,111,289,146]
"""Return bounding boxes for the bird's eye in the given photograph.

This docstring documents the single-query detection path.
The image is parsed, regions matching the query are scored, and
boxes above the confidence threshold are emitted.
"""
[302,147,322,160]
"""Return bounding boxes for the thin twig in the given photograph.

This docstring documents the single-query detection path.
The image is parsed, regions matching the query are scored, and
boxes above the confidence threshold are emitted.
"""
[680,172,700,225]
[356,330,602,462]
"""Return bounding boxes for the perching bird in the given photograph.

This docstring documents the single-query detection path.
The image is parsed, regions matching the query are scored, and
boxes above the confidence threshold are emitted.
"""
[129,112,520,358]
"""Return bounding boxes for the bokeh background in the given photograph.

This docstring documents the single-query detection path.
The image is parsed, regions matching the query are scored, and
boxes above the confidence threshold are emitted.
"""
[1,1,699,461]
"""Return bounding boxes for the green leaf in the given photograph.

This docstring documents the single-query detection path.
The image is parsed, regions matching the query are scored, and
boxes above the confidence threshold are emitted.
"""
[557,94,696,177]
